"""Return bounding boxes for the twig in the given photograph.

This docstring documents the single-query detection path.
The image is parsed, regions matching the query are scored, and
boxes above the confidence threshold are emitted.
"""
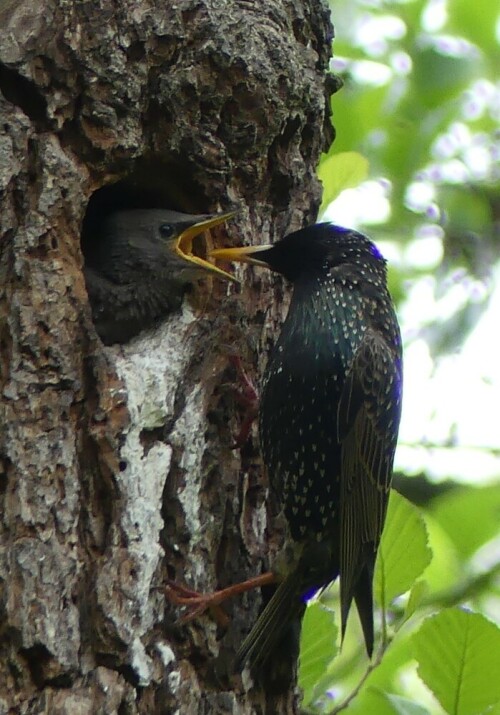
[327,642,387,715]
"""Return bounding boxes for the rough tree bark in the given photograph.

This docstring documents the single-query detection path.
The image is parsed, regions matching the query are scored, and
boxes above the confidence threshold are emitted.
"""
[0,1,334,712]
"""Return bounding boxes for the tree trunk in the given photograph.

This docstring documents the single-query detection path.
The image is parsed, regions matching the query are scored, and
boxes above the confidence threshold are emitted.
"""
[0,1,334,712]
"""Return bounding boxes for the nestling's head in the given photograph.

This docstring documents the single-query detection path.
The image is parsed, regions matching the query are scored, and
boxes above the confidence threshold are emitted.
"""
[86,208,236,285]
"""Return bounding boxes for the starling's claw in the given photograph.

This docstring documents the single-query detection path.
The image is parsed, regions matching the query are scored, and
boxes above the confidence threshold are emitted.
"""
[165,580,230,626]
[166,573,276,628]
[164,580,204,601]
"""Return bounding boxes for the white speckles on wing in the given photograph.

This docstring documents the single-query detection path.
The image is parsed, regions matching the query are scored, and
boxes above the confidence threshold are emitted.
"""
[258,232,401,572]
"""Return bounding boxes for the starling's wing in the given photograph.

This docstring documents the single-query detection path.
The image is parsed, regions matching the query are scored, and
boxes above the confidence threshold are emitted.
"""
[336,328,402,654]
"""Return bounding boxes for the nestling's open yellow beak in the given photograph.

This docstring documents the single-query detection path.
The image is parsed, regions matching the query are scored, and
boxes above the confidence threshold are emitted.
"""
[176,212,239,282]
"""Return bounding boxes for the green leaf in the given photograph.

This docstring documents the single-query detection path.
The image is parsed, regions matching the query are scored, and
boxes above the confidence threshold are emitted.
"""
[438,187,493,235]
[318,151,369,212]
[413,608,500,715]
[412,44,480,109]
[374,491,432,609]
[329,84,388,156]
[378,690,431,715]
[299,601,338,707]
[447,0,500,60]
[338,680,432,715]
[430,484,500,560]
[417,513,461,596]
[405,580,429,621]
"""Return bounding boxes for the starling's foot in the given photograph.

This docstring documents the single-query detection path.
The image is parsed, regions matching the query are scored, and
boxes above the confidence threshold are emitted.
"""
[228,355,259,449]
[166,572,276,626]
[165,580,231,626]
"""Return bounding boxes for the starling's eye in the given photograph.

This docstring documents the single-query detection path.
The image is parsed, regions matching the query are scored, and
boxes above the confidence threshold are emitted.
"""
[159,223,175,238]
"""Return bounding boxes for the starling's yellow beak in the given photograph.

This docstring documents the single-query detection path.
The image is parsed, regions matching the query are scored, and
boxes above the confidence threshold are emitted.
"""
[209,244,274,269]
[175,212,239,283]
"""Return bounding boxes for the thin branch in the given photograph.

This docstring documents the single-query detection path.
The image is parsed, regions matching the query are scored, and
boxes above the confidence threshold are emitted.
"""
[326,641,388,715]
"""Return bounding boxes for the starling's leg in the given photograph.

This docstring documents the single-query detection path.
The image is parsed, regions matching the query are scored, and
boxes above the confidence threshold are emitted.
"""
[166,572,276,624]
[228,355,259,449]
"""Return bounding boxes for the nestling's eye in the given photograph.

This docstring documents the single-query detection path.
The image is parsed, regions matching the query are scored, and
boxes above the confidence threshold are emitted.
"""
[159,223,175,238]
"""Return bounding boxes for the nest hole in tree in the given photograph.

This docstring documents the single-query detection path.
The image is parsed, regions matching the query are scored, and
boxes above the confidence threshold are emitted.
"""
[80,159,212,267]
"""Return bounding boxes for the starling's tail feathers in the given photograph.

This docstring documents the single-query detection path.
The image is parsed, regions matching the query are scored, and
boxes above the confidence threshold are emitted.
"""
[353,560,375,657]
[235,568,304,672]
[340,547,376,657]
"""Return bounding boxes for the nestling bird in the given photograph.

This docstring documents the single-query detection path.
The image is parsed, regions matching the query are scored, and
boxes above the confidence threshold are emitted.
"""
[83,209,236,344]
[207,223,403,671]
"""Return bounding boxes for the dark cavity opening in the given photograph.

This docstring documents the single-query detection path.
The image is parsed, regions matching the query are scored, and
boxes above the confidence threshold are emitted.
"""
[81,159,209,263]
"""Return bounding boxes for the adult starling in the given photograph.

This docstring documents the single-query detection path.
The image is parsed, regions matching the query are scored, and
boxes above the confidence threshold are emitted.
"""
[209,223,403,670]
[83,209,236,344]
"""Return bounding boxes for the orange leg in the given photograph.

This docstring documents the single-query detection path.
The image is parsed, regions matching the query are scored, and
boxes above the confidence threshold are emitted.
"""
[166,572,276,625]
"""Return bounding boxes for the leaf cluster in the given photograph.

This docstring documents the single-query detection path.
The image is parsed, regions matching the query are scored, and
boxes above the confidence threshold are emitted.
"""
[299,491,500,714]
[320,0,500,353]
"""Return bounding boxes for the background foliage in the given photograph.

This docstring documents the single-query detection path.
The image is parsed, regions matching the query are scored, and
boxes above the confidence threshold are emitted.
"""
[299,0,500,712]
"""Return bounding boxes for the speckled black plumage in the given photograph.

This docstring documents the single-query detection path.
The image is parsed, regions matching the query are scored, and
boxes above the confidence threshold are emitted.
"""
[236,223,403,669]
